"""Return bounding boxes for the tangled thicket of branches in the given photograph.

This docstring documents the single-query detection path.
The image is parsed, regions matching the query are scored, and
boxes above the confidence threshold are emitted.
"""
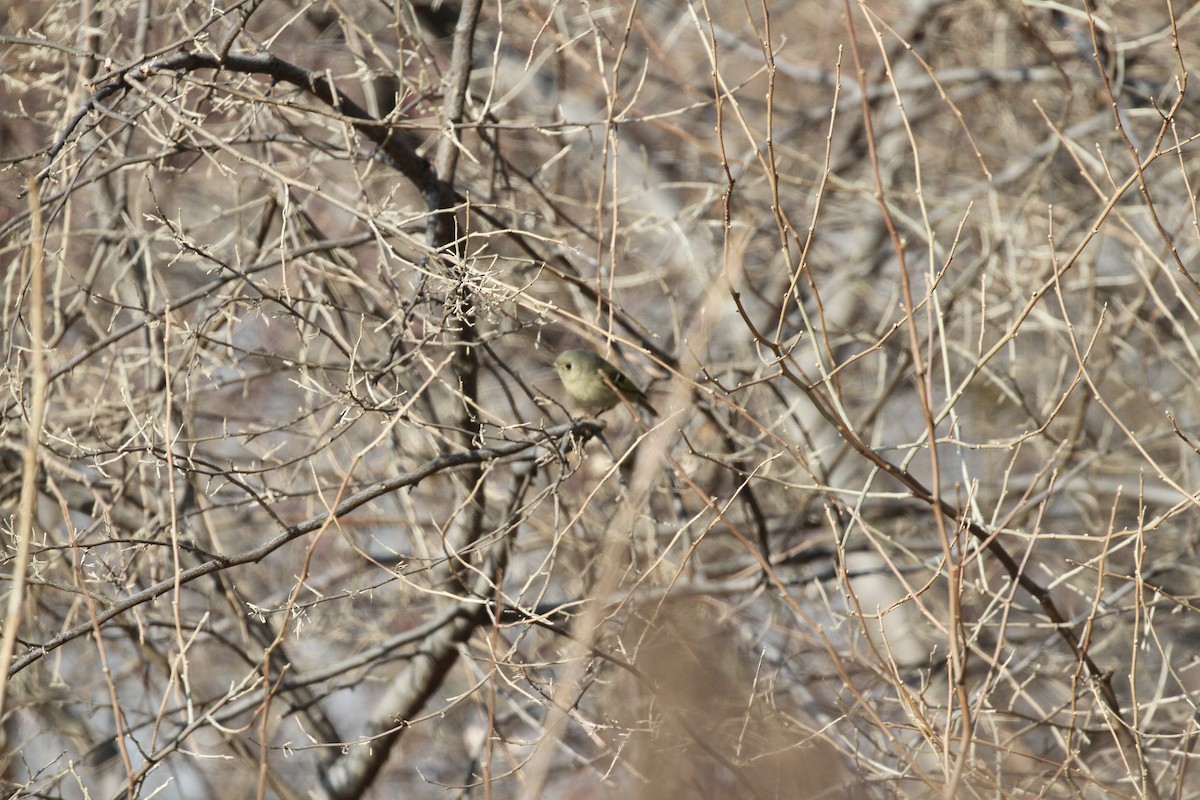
[3,1,1200,798]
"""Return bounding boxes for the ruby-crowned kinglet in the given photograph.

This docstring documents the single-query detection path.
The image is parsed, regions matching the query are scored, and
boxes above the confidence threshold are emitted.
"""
[553,348,657,415]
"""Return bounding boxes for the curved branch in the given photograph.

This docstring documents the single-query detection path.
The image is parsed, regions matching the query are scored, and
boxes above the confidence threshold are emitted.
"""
[41,51,442,201]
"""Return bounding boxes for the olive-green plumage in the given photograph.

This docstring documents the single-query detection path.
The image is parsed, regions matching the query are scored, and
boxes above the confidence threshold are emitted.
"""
[553,348,657,415]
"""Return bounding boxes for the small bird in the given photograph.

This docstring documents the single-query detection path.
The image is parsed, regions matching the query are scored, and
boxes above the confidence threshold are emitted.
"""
[553,348,657,415]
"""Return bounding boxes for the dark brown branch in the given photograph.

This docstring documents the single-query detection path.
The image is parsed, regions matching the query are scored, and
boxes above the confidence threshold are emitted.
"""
[40,51,442,202]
